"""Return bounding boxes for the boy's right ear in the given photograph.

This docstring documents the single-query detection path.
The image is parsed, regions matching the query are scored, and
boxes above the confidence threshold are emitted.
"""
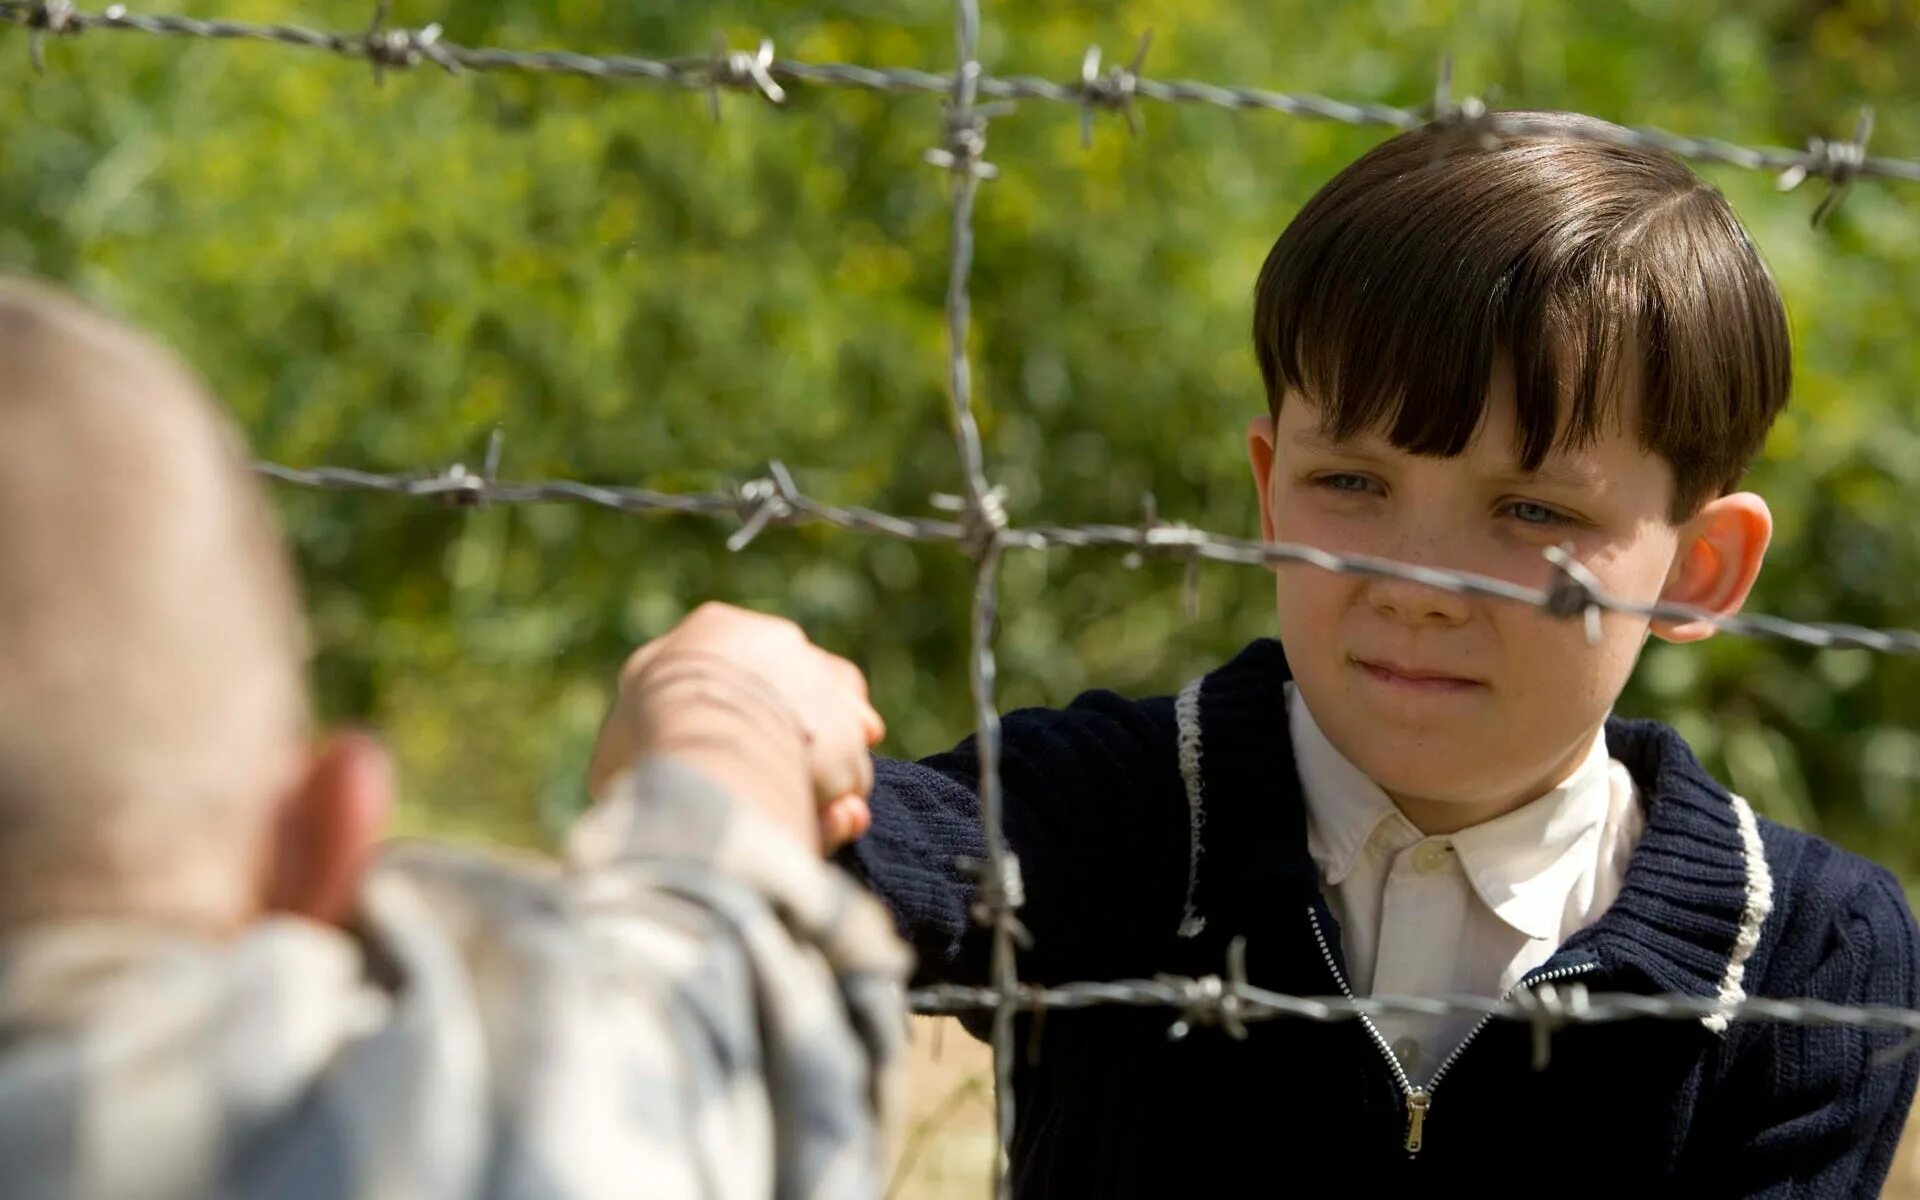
[1247,415,1279,544]
[263,732,393,928]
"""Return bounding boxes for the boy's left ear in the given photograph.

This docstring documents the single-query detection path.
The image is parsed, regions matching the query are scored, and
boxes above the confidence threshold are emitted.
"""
[1649,492,1773,644]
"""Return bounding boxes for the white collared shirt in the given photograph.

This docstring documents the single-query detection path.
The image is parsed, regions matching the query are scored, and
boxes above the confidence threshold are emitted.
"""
[1288,684,1645,1083]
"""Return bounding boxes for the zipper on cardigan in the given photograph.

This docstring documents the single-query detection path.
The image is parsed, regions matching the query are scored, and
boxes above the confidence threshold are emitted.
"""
[1305,905,1599,1156]
[1306,906,1423,1149]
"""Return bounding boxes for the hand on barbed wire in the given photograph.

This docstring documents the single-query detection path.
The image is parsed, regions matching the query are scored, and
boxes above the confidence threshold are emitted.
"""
[587,602,885,854]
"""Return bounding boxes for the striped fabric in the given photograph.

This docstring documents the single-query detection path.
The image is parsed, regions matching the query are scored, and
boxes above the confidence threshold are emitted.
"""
[0,758,909,1200]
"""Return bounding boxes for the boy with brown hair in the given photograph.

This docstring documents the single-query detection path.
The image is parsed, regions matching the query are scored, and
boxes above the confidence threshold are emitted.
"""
[833,111,1920,1195]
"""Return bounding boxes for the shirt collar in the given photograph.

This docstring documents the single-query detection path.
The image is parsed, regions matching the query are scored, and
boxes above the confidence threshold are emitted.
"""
[1285,681,1615,940]
[1449,734,1614,940]
[1288,683,1415,887]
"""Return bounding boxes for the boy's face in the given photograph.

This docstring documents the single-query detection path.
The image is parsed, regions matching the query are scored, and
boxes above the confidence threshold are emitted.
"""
[1248,361,1768,831]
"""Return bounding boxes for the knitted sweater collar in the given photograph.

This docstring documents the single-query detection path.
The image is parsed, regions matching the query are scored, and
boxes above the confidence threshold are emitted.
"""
[1195,639,1761,1002]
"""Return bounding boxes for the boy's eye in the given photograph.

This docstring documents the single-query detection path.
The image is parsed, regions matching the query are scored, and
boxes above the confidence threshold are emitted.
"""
[1314,472,1383,496]
[1502,499,1574,527]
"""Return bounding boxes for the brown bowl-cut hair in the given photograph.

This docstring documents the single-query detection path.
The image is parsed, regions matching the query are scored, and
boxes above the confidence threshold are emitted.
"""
[1253,110,1791,522]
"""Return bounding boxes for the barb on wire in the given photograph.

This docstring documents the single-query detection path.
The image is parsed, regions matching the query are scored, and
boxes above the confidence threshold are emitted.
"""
[21,0,73,72]
[433,426,504,508]
[954,852,1033,949]
[924,82,1005,179]
[480,426,505,482]
[1542,543,1603,646]
[1077,30,1151,147]
[1428,52,1494,146]
[930,484,1009,555]
[1509,979,1590,1070]
[1122,493,1203,617]
[360,0,457,84]
[726,459,801,550]
[1120,492,1158,571]
[693,33,785,121]
[4,1,1918,204]
[1778,107,1874,227]
[1160,935,1251,1041]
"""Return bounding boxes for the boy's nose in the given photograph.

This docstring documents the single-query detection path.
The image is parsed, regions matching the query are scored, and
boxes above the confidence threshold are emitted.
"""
[1361,520,1478,627]
[1364,571,1473,627]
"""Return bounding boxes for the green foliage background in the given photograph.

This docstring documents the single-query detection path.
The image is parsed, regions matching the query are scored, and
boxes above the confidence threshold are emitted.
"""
[4,0,1919,874]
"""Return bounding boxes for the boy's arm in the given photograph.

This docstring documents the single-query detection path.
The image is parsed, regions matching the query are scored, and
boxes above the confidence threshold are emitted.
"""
[1694,863,1920,1198]
[839,689,1193,987]
[554,757,909,1199]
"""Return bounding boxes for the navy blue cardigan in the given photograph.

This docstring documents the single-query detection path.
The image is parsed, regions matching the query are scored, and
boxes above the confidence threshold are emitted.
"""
[844,639,1920,1197]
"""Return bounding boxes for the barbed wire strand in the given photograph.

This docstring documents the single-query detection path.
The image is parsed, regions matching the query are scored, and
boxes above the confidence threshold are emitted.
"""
[2,0,1915,220]
[253,461,1920,658]
[905,956,1920,1072]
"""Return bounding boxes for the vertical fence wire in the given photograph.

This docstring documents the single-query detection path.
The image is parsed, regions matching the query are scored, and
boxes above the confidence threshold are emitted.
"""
[937,1,1021,1193]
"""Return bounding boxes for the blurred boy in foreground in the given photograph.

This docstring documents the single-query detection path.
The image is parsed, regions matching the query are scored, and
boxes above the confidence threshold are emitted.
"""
[0,276,903,1199]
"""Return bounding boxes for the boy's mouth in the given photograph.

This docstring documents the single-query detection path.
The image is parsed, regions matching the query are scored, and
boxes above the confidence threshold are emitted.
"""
[1350,655,1487,694]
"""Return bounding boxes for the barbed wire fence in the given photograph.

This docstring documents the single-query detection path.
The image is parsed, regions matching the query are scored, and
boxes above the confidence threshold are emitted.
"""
[13,0,1920,1192]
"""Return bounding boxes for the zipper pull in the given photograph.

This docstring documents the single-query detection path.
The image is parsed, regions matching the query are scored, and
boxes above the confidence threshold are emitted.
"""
[1404,1090,1431,1153]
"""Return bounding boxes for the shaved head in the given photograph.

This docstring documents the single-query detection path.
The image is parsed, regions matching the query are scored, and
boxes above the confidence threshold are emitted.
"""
[0,277,309,927]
